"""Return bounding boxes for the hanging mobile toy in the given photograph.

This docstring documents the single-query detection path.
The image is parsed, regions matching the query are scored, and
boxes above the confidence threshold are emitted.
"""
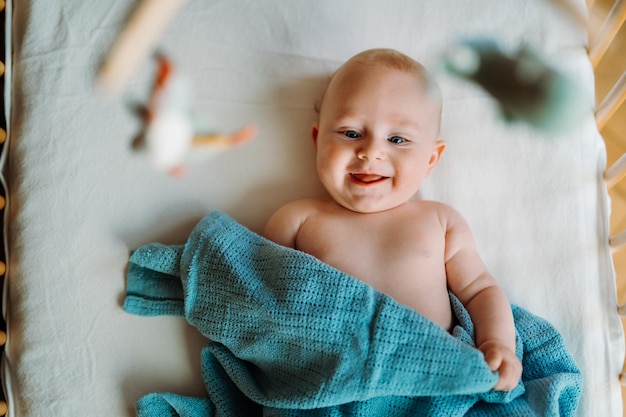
[98,0,255,177]
[443,38,590,134]
[131,55,256,177]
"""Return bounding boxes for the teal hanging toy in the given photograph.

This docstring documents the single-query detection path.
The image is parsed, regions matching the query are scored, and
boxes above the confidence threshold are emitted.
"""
[444,39,590,133]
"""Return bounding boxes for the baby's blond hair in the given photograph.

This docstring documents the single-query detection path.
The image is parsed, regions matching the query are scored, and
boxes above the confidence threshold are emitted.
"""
[349,48,426,74]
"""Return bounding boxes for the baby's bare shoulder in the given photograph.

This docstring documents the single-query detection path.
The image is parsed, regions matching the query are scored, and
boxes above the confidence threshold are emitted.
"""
[409,200,463,221]
[275,198,329,216]
[264,198,327,247]
[267,199,317,227]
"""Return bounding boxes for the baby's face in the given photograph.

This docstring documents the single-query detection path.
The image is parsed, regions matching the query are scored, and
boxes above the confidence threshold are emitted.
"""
[313,63,445,213]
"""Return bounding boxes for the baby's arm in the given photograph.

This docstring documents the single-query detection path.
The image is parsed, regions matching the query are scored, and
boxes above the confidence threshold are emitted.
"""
[442,205,522,391]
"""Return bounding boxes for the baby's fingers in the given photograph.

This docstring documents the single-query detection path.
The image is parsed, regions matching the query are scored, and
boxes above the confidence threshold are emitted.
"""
[478,341,522,391]
[493,358,522,391]
[483,348,504,372]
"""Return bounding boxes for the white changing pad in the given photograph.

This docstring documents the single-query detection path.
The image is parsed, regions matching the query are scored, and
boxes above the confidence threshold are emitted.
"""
[3,0,623,416]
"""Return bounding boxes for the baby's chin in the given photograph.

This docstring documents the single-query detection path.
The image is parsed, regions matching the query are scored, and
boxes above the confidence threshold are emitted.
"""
[322,180,417,213]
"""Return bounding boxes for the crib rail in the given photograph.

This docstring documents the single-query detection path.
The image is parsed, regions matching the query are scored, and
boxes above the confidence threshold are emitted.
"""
[595,0,626,394]
[606,148,626,190]
[597,71,626,132]
[590,0,626,66]
[593,0,626,233]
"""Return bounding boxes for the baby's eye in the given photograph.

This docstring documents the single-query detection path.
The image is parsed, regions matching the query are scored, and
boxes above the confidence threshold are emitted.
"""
[388,136,407,144]
[343,130,361,139]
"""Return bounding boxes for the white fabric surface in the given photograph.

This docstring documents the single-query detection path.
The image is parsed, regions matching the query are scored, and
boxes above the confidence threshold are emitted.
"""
[2,0,623,416]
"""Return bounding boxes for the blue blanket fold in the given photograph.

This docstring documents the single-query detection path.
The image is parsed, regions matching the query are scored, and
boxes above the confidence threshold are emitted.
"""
[124,211,582,416]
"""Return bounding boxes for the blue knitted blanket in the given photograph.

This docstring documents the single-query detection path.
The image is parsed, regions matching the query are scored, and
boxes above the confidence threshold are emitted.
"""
[124,211,582,416]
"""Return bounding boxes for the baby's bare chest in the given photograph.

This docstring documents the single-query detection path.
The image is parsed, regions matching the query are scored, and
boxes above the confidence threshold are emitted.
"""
[296,213,446,289]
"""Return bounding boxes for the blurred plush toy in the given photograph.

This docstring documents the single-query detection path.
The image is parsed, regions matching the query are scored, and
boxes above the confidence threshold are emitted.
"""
[443,38,590,133]
[98,0,255,177]
[132,55,256,176]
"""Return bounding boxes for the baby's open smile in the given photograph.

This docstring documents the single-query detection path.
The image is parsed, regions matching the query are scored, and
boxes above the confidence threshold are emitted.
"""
[349,173,390,185]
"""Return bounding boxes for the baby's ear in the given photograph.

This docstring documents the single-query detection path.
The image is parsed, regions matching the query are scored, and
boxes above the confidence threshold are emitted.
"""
[426,140,446,175]
[311,122,319,149]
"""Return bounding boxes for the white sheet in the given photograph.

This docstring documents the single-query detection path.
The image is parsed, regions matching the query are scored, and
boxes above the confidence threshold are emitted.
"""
[3,0,623,416]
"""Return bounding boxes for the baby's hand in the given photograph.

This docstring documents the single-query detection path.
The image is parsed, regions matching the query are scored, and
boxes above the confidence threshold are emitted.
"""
[477,339,522,391]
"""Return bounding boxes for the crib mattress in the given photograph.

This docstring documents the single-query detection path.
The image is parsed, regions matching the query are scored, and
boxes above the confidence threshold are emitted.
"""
[2,0,623,416]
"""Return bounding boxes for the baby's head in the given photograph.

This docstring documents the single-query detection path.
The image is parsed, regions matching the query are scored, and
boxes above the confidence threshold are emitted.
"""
[312,48,446,214]
[317,49,442,134]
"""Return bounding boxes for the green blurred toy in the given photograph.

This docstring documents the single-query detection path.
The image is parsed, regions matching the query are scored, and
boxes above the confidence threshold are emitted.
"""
[443,39,590,133]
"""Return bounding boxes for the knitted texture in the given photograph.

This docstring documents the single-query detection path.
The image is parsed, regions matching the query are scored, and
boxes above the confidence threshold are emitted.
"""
[125,211,582,416]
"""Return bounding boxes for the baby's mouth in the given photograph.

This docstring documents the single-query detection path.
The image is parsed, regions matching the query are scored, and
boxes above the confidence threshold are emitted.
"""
[350,173,389,185]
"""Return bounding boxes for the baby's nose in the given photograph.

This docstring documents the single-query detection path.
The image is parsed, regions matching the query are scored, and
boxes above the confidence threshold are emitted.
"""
[356,138,385,161]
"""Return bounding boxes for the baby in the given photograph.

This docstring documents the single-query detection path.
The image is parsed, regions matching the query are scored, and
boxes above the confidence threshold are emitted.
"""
[264,48,522,391]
